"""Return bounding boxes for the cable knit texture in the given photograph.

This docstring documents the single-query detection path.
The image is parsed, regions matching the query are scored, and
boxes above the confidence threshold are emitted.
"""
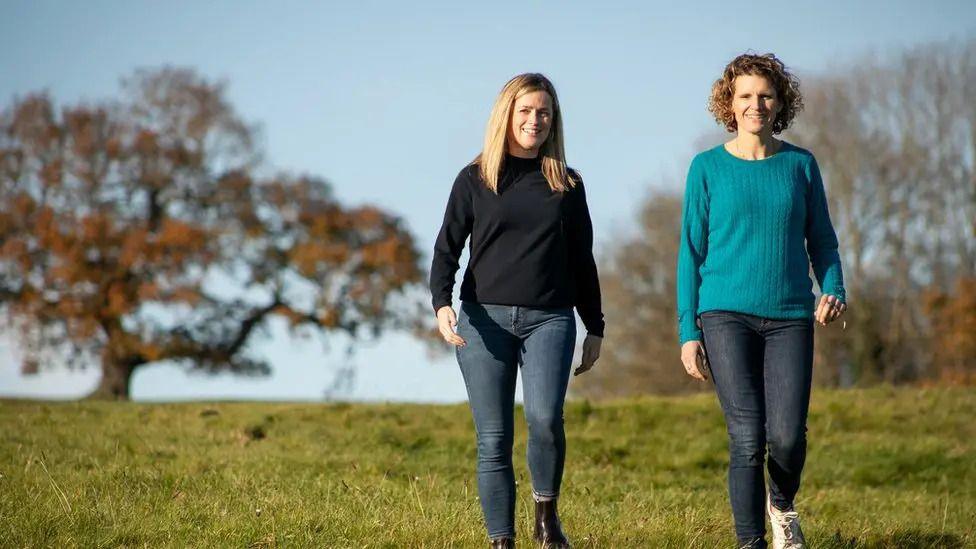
[677,142,845,344]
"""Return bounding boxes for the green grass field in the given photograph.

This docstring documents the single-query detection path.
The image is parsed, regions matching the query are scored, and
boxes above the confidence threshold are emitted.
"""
[1,386,973,548]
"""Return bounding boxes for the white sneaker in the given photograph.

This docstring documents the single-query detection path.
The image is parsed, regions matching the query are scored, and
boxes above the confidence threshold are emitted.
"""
[767,494,806,549]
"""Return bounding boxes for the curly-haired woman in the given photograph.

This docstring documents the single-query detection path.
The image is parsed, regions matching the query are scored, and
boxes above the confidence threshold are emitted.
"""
[676,53,847,549]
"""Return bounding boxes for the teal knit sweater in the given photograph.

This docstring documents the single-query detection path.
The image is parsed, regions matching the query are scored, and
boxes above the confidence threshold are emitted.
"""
[677,142,845,344]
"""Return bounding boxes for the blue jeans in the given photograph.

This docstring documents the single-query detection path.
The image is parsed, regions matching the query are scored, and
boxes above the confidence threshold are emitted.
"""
[455,301,577,539]
[700,311,814,547]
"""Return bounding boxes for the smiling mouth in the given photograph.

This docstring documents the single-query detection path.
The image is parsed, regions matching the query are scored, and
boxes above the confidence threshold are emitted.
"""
[521,127,542,136]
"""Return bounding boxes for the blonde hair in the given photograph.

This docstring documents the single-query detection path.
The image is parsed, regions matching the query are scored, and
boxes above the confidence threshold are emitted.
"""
[474,73,576,193]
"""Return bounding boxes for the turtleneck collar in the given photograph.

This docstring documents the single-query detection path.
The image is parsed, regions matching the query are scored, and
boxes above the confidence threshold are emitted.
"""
[504,153,542,174]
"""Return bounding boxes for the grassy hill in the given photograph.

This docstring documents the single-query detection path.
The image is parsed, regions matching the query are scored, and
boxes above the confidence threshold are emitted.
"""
[1,386,973,548]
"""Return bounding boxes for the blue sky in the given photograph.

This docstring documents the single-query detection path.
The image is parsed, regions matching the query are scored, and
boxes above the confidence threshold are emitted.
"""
[2,1,974,401]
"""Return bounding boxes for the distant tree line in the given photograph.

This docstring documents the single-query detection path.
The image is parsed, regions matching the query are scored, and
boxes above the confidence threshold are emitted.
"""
[578,39,976,398]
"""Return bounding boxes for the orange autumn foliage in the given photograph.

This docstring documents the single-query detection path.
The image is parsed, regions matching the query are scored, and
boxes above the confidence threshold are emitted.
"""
[924,277,976,385]
[0,68,422,399]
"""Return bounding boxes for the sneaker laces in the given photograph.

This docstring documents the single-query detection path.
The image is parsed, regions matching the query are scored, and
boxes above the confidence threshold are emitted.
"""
[779,510,800,541]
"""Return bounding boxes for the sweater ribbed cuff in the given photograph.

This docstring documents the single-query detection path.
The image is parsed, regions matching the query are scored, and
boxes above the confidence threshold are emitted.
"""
[821,286,846,304]
[679,327,703,346]
[678,312,702,345]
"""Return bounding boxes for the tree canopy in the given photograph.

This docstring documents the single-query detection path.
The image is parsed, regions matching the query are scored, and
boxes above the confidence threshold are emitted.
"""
[0,68,422,399]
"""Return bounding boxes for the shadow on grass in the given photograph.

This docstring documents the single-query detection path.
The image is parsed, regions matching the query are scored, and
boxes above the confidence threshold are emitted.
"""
[824,530,965,548]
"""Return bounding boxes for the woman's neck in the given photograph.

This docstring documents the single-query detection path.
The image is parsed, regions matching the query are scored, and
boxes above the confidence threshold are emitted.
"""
[729,132,780,160]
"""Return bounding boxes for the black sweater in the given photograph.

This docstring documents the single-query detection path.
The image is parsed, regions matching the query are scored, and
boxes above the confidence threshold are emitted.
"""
[429,155,604,337]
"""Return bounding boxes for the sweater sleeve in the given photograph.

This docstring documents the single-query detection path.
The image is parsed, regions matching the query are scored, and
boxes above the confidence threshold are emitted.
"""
[676,156,708,344]
[568,175,605,337]
[804,155,846,302]
[429,167,474,311]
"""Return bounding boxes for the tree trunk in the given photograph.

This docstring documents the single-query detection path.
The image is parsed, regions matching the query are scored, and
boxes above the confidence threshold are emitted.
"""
[89,359,135,400]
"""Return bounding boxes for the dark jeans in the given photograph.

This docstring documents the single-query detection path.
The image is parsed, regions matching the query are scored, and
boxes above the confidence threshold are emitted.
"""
[455,301,576,539]
[700,311,814,547]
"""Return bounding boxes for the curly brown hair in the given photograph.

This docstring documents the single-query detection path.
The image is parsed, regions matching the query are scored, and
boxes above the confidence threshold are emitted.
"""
[707,52,803,134]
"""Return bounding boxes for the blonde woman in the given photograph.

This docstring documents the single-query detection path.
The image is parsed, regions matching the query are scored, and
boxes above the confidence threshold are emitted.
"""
[677,53,847,549]
[430,73,603,548]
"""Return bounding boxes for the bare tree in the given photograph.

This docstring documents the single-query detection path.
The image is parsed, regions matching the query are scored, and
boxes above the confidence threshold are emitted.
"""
[574,188,703,398]
[792,38,976,384]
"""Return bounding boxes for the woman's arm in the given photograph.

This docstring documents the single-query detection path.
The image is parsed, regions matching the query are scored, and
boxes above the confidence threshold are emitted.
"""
[676,157,709,345]
[804,155,845,303]
[567,174,604,375]
[568,175,604,339]
[429,168,474,312]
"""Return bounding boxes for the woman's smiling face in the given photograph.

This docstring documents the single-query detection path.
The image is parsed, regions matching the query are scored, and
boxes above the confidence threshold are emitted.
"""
[507,90,552,157]
[731,74,781,136]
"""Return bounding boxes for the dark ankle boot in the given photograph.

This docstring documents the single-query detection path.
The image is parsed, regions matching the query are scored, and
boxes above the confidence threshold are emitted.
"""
[534,499,570,548]
[489,537,514,548]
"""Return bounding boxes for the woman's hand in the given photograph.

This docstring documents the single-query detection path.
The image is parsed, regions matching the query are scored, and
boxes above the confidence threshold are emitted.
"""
[574,334,602,376]
[436,306,466,347]
[680,340,709,381]
[814,294,847,326]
